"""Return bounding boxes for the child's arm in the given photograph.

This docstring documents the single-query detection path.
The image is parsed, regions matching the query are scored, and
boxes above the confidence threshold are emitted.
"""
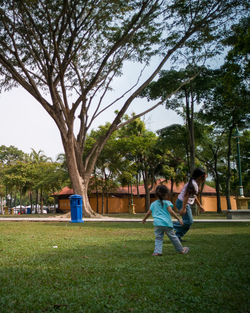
[167,206,183,225]
[194,196,205,213]
[142,209,152,224]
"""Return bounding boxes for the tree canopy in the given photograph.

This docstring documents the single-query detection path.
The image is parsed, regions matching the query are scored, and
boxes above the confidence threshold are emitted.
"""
[0,0,248,216]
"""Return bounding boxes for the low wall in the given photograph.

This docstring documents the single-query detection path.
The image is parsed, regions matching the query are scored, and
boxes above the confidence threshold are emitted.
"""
[227,210,250,219]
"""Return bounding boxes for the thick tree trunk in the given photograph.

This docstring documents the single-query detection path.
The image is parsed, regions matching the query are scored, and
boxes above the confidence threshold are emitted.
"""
[81,181,98,217]
[63,138,98,217]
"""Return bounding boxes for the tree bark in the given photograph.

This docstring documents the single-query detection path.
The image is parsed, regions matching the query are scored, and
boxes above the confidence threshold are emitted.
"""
[62,137,98,217]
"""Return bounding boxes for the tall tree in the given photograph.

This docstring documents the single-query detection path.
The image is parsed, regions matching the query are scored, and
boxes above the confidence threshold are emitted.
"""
[141,65,215,173]
[0,145,26,207]
[0,0,246,216]
[117,117,160,211]
[231,130,250,197]
[196,125,227,213]
[85,124,121,214]
[0,145,26,165]
[201,17,250,209]
[156,124,188,199]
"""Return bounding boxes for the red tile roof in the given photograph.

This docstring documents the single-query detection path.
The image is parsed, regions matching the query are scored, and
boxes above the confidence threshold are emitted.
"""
[113,179,216,195]
[54,186,74,196]
[55,180,216,196]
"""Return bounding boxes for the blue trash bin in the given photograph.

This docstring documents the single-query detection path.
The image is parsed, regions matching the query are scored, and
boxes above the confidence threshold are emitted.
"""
[70,195,84,223]
[26,207,31,214]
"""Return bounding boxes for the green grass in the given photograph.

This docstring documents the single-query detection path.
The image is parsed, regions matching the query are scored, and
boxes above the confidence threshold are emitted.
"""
[104,212,228,219]
[0,213,59,218]
[1,212,229,219]
[0,222,249,313]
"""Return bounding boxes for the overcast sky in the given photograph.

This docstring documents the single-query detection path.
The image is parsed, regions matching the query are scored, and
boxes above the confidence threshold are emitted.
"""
[0,59,186,161]
[0,89,182,161]
[0,55,225,161]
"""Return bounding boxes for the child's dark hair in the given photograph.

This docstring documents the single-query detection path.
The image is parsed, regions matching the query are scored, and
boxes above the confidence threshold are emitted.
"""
[156,185,169,207]
[185,167,206,196]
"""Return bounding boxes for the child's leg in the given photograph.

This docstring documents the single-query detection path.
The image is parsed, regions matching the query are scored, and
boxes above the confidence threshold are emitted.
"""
[174,200,193,239]
[180,204,193,237]
[173,199,185,238]
[154,226,164,254]
[165,228,184,253]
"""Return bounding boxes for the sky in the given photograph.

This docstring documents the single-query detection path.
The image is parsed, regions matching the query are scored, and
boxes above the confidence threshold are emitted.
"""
[0,61,183,161]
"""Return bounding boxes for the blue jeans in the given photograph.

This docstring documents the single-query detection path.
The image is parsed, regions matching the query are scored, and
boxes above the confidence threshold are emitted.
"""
[154,226,183,254]
[173,199,193,239]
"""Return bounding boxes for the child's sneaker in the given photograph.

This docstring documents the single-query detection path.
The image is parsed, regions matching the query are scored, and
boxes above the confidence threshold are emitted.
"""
[152,253,162,256]
[180,247,189,254]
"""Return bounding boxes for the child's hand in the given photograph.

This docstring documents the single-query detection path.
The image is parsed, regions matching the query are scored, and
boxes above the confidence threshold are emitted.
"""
[200,206,205,213]
[142,220,146,224]
[179,218,184,225]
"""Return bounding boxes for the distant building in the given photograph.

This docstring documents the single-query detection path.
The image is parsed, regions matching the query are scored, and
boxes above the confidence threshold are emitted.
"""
[53,181,237,213]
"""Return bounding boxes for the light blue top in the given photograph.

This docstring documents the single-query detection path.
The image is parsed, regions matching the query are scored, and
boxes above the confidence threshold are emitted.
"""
[150,200,174,227]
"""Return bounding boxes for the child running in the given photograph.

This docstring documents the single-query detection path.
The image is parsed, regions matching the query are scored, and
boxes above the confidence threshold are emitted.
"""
[173,168,206,242]
[142,184,189,256]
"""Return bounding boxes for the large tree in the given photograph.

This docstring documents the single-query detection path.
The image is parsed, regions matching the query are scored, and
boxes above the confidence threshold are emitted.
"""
[200,17,250,209]
[196,125,227,213]
[141,65,216,173]
[0,0,246,216]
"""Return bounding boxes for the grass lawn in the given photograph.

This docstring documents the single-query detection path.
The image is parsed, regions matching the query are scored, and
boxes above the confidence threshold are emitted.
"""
[0,212,229,219]
[104,212,228,219]
[0,222,249,313]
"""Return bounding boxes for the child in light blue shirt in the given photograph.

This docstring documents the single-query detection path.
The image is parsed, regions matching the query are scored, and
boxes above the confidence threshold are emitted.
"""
[142,185,189,256]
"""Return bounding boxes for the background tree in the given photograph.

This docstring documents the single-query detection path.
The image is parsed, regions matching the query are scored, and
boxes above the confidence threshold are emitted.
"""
[0,145,69,211]
[231,130,250,197]
[0,145,26,165]
[156,124,188,200]
[85,124,121,214]
[196,125,227,213]
[29,149,52,212]
[0,0,246,216]
[141,65,215,173]
[1,161,31,208]
[200,17,250,209]
[117,117,161,211]
[0,145,26,208]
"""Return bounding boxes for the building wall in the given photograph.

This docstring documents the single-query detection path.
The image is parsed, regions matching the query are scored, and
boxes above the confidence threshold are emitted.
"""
[89,196,147,214]
[59,194,237,213]
[201,196,237,211]
[59,199,71,211]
